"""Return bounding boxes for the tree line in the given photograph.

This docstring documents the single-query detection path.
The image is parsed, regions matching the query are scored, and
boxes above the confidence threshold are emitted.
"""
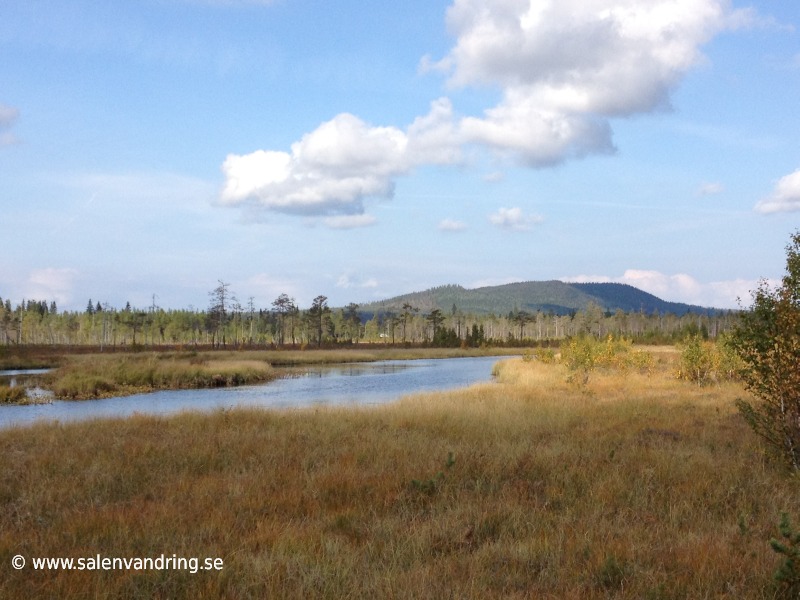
[0,282,737,349]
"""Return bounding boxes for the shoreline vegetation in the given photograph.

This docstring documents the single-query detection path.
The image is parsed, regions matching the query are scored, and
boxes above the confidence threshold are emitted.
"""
[45,353,279,401]
[1,347,521,403]
[1,352,796,598]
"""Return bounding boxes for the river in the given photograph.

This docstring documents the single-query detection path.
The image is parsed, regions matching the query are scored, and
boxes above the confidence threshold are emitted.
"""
[0,356,501,429]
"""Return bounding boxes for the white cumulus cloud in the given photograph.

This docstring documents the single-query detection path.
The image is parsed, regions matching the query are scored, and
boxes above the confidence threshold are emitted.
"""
[564,269,758,308]
[220,99,461,217]
[436,0,744,166]
[461,97,614,166]
[441,0,730,108]
[754,169,800,214]
[220,0,757,217]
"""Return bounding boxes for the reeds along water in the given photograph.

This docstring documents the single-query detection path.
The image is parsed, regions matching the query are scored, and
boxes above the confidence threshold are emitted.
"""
[0,354,796,598]
[44,352,278,399]
[0,384,27,403]
[41,348,514,400]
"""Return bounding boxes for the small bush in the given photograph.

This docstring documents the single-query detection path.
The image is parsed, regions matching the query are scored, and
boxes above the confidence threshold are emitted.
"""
[676,335,716,385]
[715,333,743,380]
[534,347,556,364]
[561,336,597,384]
[560,335,653,384]
[595,335,634,370]
[628,349,655,375]
[522,348,556,364]
[676,334,741,386]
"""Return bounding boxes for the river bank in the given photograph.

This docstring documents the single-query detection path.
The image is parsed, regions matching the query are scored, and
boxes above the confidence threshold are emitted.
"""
[2,347,520,403]
[0,345,521,371]
[0,356,500,429]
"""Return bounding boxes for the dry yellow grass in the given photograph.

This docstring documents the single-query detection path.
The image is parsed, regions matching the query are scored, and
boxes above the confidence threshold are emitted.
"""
[1,354,797,598]
[45,352,277,399]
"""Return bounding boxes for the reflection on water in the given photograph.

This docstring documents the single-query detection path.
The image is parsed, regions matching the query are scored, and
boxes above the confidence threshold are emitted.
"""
[0,368,54,403]
[0,356,500,429]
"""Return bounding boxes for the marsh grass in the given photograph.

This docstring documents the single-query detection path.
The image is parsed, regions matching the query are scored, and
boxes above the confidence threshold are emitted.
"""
[0,385,27,404]
[240,346,517,366]
[43,347,517,400]
[1,356,797,598]
[46,353,277,399]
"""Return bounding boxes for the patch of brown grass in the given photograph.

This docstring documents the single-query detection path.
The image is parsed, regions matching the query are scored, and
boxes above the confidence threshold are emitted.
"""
[0,356,795,598]
[0,385,27,404]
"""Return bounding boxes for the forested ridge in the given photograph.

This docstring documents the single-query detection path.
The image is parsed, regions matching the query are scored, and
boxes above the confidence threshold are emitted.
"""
[0,280,735,348]
[359,281,715,316]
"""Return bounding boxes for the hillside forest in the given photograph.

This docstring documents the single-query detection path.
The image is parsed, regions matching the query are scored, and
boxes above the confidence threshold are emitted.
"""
[0,281,736,349]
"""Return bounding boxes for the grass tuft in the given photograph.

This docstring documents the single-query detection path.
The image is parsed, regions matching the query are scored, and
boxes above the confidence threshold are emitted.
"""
[0,385,27,404]
[45,353,276,399]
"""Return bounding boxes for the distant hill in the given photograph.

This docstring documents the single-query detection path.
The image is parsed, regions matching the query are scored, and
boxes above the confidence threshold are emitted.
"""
[357,281,721,317]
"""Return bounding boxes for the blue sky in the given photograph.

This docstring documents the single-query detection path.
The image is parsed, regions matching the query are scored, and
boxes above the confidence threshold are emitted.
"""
[1,0,799,311]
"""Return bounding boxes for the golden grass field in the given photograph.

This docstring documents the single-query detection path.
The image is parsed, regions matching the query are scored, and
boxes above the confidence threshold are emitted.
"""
[1,349,798,598]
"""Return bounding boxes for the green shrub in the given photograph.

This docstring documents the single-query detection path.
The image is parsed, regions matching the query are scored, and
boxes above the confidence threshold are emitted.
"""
[560,335,653,383]
[677,335,716,385]
[534,347,556,364]
[561,336,598,384]
[628,349,655,375]
[676,334,741,386]
[730,231,800,470]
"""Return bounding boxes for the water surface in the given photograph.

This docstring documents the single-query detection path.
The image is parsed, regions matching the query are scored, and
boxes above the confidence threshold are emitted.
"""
[0,368,51,385]
[0,356,500,429]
